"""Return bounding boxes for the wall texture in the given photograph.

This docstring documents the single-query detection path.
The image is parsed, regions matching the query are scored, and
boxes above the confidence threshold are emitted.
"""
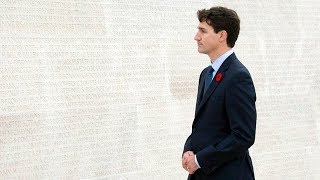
[1,0,319,179]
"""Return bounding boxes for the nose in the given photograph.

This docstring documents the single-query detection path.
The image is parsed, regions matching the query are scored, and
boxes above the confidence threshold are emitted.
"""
[194,33,200,41]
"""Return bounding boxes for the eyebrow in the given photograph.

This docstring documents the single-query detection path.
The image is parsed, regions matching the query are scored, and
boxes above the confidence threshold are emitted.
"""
[197,27,206,31]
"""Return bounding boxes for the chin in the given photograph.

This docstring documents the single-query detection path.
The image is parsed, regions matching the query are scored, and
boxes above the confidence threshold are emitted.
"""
[197,49,206,54]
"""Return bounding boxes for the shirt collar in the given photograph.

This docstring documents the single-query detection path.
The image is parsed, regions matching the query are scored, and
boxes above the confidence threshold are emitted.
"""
[210,49,234,72]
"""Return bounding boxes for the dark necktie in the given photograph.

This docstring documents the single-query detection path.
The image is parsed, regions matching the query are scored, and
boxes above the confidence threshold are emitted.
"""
[204,66,214,94]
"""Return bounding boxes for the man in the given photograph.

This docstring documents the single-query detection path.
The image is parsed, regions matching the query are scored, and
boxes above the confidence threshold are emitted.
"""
[182,7,257,180]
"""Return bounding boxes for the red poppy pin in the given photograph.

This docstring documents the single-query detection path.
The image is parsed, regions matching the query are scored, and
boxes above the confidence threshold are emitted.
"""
[215,73,223,83]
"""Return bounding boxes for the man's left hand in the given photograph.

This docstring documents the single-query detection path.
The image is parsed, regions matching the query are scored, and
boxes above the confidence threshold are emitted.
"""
[186,154,199,174]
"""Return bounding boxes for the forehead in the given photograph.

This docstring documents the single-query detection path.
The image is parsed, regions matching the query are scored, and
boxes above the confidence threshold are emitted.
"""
[197,21,213,30]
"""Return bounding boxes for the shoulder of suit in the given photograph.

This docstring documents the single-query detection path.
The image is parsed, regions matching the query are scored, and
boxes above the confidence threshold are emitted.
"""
[200,66,210,75]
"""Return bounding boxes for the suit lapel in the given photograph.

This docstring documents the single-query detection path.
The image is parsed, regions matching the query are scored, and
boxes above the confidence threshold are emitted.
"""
[195,67,207,111]
[194,53,236,118]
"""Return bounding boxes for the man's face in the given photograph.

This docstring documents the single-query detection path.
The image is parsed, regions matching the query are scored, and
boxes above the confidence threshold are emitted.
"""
[194,21,221,55]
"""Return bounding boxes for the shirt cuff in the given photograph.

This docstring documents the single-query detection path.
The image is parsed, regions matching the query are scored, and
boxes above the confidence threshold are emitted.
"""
[195,155,201,168]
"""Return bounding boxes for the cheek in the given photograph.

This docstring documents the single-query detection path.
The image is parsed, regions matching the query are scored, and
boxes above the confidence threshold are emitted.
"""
[203,35,214,43]
[206,38,217,46]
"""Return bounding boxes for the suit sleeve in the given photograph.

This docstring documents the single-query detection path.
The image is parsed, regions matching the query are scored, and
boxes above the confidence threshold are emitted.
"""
[183,69,206,155]
[183,135,193,154]
[196,71,257,174]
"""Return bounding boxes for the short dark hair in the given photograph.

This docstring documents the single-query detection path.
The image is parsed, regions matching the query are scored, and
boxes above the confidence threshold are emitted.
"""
[197,6,240,48]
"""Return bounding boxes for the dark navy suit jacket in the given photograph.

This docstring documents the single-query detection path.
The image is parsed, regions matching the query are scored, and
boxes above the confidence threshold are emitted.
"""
[183,53,256,180]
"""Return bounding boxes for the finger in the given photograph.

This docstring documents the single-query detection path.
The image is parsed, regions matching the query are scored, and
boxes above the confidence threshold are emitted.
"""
[188,167,196,174]
[186,155,194,164]
[182,163,187,170]
[182,155,187,161]
[187,151,194,155]
[182,158,188,165]
[182,161,188,171]
[183,152,190,159]
[183,166,188,171]
[184,165,189,172]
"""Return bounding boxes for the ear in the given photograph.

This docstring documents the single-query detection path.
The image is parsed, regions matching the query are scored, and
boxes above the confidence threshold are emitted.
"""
[219,30,228,43]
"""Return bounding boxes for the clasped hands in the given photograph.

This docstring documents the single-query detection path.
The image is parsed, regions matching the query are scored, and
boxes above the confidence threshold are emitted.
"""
[182,151,199,174]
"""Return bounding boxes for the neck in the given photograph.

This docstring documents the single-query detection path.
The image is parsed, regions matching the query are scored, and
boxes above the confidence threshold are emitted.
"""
[208,46,232,63]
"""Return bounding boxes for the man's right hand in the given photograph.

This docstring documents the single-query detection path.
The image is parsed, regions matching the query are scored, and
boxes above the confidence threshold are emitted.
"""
[182,151,194,172]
